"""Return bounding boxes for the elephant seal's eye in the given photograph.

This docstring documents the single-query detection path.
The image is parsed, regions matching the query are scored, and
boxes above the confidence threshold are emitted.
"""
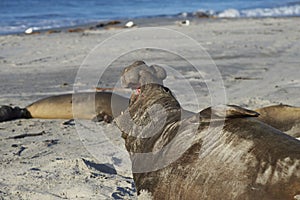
[163,87,170,93]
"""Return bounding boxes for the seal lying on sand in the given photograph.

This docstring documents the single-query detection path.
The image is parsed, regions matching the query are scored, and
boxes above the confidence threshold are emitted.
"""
[255,105,300,138]
[0,61,299,138]
[0,92,128,123]
[0,61,193,124]
[115,61,300,200]
[1,92,299,137]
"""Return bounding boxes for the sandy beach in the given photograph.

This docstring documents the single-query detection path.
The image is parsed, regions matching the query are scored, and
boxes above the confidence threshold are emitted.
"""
[0,17,300,199]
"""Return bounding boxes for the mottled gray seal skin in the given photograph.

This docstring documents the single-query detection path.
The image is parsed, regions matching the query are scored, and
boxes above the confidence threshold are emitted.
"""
[0,92,129,123]
[115,61,300,200]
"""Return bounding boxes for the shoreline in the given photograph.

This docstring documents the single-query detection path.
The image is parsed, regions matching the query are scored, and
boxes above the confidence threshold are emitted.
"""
[2,0,300,36]
[2,15,299,36]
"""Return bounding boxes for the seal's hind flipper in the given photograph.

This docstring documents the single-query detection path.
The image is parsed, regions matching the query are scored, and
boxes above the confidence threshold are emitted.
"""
[0,105,31,122]
[200,105,259,120]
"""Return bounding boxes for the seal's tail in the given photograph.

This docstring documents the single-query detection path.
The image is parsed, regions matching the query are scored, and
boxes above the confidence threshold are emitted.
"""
[0,105,31,122]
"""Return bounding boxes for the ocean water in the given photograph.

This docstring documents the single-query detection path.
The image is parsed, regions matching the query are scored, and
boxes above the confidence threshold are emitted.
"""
[0,0,299,35]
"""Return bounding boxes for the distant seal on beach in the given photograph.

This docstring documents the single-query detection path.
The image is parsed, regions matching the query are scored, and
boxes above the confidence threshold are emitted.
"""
[0,60,299,139]
[115,61,300,200]
[0,61,167,123]
[255,104,300,138]
[1,93,299,136]
[0,92,128,123]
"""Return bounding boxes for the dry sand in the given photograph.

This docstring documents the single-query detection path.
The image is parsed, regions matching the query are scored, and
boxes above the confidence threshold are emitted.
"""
[0,17,299,199]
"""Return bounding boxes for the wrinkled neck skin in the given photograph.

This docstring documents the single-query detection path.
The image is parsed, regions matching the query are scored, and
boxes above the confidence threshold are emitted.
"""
[117,84,183,154]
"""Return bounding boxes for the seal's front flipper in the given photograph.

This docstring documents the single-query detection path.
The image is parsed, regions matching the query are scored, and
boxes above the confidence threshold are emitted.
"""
[200,105,259,120]
[0,105,31,122]
[92,112,113,123]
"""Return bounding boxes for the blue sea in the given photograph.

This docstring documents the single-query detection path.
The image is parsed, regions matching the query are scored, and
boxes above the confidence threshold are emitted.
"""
[1,0,300,35]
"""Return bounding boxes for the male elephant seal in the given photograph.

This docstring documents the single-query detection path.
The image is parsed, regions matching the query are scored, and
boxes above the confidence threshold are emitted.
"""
[115,61,300,200]
[0,92,129,123]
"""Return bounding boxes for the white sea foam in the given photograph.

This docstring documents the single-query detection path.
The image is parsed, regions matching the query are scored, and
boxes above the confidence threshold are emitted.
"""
[217,5,300,18]
[217,9,240,18]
